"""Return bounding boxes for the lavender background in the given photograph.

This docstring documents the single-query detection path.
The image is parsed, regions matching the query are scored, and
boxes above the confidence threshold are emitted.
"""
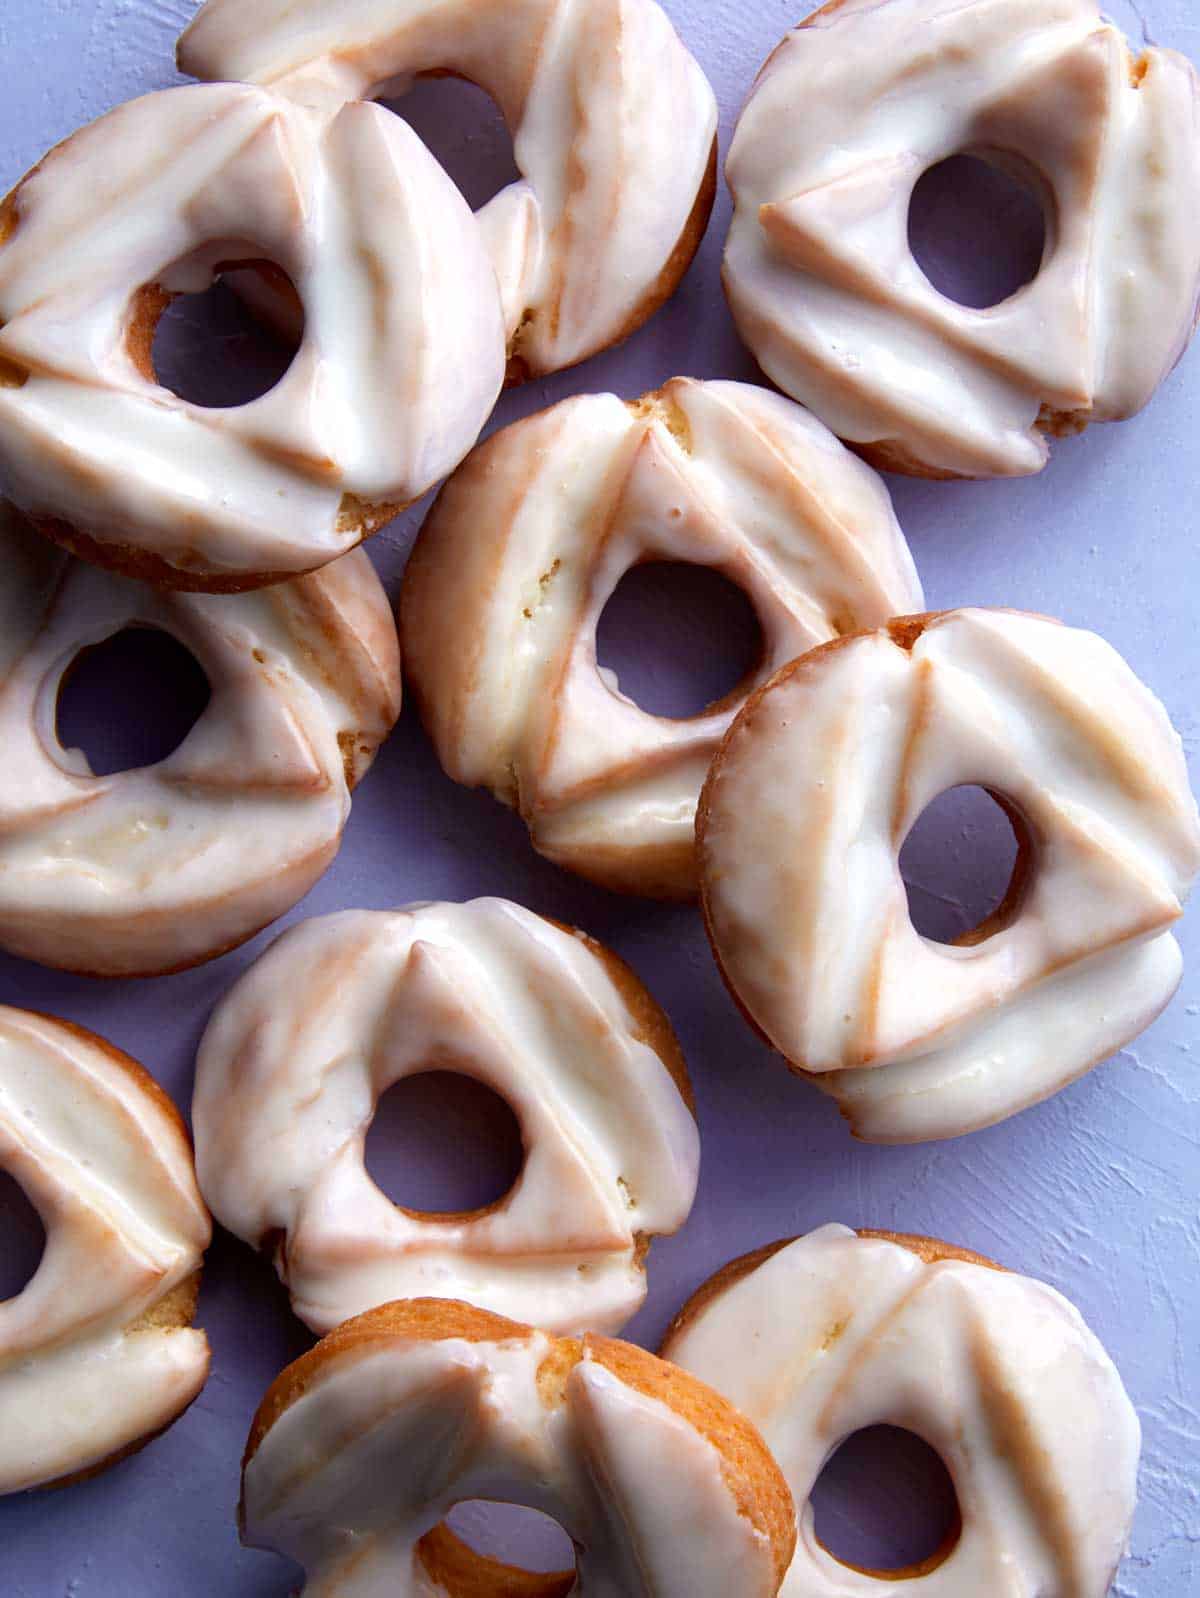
[1,0,1198,1591]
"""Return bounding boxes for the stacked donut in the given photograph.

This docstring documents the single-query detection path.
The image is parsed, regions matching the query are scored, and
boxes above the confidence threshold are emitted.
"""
[0,1,1197,1595]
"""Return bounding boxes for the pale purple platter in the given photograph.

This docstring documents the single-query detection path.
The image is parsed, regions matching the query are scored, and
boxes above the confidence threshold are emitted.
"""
[1,1,1197,1592]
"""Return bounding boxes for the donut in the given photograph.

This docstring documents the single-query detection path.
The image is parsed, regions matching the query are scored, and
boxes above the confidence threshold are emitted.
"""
[723,0,1200,479]
[0,1009,211,1494]
[697,608,1200,1141]
[240,1297,796,1596]
[193,898,699,1335]
[0,81,505,590]
[401,379,922,898]
[177,0,719,383]
[0,500,400,977]
[661,1224,1141,1595]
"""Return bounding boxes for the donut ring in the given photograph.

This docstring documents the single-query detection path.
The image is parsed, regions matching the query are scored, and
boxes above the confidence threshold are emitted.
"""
[662,1224,1141,1596]
[0,81,505,589]
[698,608,1200,1141]
[723,0,1200,478]
[240,1297,796,1597]
[193,899,699,1335]
[177,0,719,382]
[0,1009,211,1494]
[401,379,922,898]
[0,500,400,977]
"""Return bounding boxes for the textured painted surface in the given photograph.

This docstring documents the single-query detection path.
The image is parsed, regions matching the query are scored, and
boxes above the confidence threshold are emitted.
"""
[0,1,1197,1593]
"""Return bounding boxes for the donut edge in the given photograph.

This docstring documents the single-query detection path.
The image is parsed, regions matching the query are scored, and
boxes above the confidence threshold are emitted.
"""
[10,1011,212,1493]
[504,134,719,387]
[659,1228,1003,1359]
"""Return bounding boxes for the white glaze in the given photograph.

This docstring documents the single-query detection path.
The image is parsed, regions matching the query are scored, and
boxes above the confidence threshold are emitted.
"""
[0,501,400,976]
[401,379,922,897]
[724,0,1200,477]
[178,0,719,379]
[663,1224,1141,1597]
[193,899,699,1335]
[242,1323,779,1597]
[0,81,505,586]
[0,1008,210,1493]
[699,608,1200,1141]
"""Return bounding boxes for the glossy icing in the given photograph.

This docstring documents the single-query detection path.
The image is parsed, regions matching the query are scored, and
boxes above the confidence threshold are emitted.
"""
[0,1009,210,1493]
[0,501,400,976]
[401,379,922,898]
[0,81,505,586]
[241,1316,784,1597]
[663,1224,1141,1597]
[178,0,719,379]
[724,0,1200,477]
[193,899,699,1335]
[699,608,1200,1141]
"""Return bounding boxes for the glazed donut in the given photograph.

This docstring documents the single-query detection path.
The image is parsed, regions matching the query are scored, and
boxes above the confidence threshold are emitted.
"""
[724,0,1200,479]
[401,379,922,898]
[193,899,699,1335]
[662,1224,1140,1596]
[0,500,399,977]
[0,1009,210,1494]
[177,0,719,382]
[0,81,504,589]
[698,608,1200,1141]
[240,1298,796,1596]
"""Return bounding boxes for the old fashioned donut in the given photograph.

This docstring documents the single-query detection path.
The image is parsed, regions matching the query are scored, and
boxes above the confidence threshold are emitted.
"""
[662,1224,1141,1596]
[724,0,1200,478]
[698,608,1200,1141]
[0,81,505,589]
[0,1009,210,1494]
[0,500,400,977]
[177,0,719,382]
[193,899,699,1335]
[401,379,922,898]
[240,1297,795,1596]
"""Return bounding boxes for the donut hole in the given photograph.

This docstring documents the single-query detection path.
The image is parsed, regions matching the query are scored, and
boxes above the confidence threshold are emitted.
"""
[56,627,211,777]
[0,1170,45,1301]
[146,262,302,408]
[365,1072,524,1216]
[900,785,1025,945]
[377,76,520,211]
[812,1426,961,1577]
[595,562,764,720]
[908,153,1047,309]
[423,1504,576,1586]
